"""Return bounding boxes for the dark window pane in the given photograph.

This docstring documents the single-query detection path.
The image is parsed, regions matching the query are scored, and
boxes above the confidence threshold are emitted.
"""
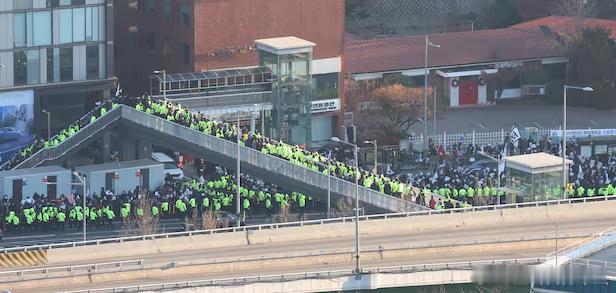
[180,43,190,65]
[180,5,190,27]
[60,47,73,82]
[14,51,27,86]
[27,50,40,84]
[86,45,99,80]
[46,0,60,7]
[47,48,55,83]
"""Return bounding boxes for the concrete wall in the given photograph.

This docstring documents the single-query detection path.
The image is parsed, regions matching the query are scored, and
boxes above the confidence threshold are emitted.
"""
[45,200,616,264]
[82,164,164,196]
[0,169,71,199]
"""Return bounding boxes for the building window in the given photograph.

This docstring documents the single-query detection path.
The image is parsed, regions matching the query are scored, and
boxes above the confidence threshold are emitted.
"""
[162,38,171,56]
[146,33,156,50]
[14,12,52,48]
[47,48,55,83]
[179,5,190,27]
[27,50,40,84]
[180,42,190,65]
[163,0,172,21]
[72,8,86,42]
[128,26,139,48]
[86,45,99,80]
[145,0,156,15]
[85,7,100,42]
[50,0,85,5]
[13,0,33,10]
[312,73,339,101]
[13,13,26,48]
[59,9,73,44]
[14,51,27,86]
[60,47,73,82]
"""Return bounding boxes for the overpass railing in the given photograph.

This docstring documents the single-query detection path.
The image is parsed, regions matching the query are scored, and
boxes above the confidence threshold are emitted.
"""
[11,107,122,170]
[0,259,143,279]
[61,257,546,293]
[546,225,616,261]
[120,105,426,213]
[3,195,614,254]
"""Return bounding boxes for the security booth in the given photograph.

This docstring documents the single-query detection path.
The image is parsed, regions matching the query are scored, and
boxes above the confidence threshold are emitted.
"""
[504,153,572,203]
[577,136,616,160]
[0,166,71,201]
[75,159,164,197]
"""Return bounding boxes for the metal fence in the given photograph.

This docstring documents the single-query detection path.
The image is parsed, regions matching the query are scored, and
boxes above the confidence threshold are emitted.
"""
[60,257,545,293]
[12,107,122,170]
[410,128,616,148]
[0,259,143,279]
[4,195,614,254]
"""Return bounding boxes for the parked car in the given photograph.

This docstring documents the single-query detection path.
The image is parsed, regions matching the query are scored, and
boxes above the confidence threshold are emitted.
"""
[0,127,20,143]
[180,211,245,231]
[151,152,184,180]
[462,159,498,176]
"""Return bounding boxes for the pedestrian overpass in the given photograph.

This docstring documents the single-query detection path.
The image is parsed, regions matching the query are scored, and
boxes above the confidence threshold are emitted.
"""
[10,105,426,213]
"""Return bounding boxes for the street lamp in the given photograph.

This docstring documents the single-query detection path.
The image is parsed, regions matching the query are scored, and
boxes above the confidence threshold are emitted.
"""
[153,70,167,100]
[236,112,242,227]
[46,171,87,242]
[42,110,51,140]
[331,136,360,275]
[424,36,440,149]
[562,85,593,198]
[363,140,377,174]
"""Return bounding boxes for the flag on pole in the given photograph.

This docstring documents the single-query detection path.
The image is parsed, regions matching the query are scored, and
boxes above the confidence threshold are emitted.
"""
[115,82,123,97]
[498,143,507,176]
[510,125,521,149]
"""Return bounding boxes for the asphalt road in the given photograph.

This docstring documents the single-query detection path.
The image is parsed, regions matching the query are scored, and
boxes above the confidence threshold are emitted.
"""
[410,101,616,134]
[11,217,616,293]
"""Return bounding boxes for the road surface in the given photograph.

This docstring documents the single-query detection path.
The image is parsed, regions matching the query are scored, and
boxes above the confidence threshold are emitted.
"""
[5,216,615,292]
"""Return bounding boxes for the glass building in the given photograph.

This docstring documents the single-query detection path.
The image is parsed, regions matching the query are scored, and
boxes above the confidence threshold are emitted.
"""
[256,37,314,146]
[0,0,114,139]
[504,152,572,203]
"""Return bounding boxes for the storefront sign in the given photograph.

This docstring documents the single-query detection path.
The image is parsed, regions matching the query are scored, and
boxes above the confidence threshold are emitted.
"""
[310,99,339,114]
[549,129,616,138]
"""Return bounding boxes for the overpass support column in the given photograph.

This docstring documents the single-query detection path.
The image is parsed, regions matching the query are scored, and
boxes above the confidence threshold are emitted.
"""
[250,112,258,134]
[121,139,137,161]
[137,140,152,160]
[102,131,112,163]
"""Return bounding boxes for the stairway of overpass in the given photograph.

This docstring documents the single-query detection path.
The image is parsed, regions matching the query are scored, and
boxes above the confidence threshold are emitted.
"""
[11,105,427,213]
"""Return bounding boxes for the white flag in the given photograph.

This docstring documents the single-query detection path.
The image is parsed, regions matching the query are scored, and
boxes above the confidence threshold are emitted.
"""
[115,82,123,97]
[510,125,521,148]
[498,143,507,176]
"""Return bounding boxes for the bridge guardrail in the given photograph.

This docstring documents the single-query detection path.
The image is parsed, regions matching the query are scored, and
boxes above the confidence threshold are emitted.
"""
[547,225,616,259]
[3,195,614,254]
[0,259,143,278]
[60,257,546,293]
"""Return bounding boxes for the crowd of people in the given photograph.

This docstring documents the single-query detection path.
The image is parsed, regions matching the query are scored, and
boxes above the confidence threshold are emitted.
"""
[396,135,616,207]
[1,162,321,236]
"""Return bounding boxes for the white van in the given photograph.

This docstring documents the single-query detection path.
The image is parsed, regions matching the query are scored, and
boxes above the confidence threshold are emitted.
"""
[151,152,184,180]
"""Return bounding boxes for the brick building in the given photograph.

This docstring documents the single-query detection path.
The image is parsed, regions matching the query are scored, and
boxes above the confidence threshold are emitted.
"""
[114,0,345,146]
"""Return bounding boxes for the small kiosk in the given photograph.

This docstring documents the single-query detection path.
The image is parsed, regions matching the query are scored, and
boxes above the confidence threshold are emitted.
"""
[75,159,164,196]
[504,153,572,203]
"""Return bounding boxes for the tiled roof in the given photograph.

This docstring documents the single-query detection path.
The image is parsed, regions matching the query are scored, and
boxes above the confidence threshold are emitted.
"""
[344,27,564,74]
[512,16,616,40]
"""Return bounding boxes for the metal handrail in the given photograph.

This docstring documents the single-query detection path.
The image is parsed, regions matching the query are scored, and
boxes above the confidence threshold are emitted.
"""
[3,195,614,254]
[12,108,122,170]
[546,225,616,258]
[59,257,546,293]
[0,259,143,277]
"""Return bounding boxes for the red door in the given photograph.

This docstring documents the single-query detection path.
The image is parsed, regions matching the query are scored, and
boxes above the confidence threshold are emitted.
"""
[459,80,478,105]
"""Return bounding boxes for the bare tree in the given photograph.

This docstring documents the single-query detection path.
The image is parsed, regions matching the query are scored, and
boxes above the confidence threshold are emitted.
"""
[275,204,292,223]
[554,0,600,17]
[121,191,159,236]
[335,197,353,217]
[201,210,221,230]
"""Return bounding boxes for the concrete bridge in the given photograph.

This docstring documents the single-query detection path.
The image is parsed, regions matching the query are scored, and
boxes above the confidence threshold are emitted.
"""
[1,199,615,292]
